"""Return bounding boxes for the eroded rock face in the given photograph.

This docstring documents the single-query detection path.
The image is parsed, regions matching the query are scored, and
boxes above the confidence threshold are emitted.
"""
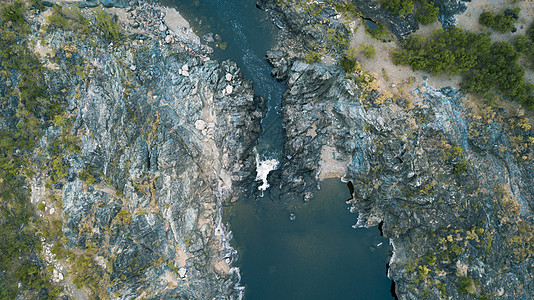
[434,0,469,28]
[39,6,262,298]
[265,50,292,81]
[271,61,357,204]
[257,0,417,42]
[257,0,349,51]
[350,0,418,40]
[257,0,534,298]
[277,60,534,299]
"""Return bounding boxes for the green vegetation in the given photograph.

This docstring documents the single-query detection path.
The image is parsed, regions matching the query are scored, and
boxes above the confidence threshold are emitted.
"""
[364,20,388,40]
[479,8,520,33]
[453,159,469,175]
[415,0,439,25]
[94,7,121,41]
[359,42,376,59]
[380,0,440,25]
[71,244,109,298]
[1,0,24,23]
[528,22,534,41]
[513,35,532,54]
[457,276,475,294]
[508,220,534,261]
[339,55,357,73]
[116,209,133,227]
[0,0,68,297]
[79,168,97,185]
[46,4,90,34]
[393,27,534,108]
[333,2,358,18]
[305,50,321,64]
[381,0,414,16]
[46,5,120,42]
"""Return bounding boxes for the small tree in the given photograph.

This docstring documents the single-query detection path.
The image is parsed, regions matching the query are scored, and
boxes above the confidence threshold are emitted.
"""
[359,43,376,59]
[416,0,439,25]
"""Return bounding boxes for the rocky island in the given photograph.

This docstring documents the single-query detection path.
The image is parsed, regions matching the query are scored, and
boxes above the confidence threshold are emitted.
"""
[1,0,533,299]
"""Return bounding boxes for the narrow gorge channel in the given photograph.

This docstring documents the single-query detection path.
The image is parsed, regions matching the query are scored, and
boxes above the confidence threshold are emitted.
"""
[169,0,393,298]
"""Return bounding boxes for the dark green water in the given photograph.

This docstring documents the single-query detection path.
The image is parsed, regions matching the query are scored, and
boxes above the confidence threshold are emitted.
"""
[168,1,394,298]
[227,179,392,299]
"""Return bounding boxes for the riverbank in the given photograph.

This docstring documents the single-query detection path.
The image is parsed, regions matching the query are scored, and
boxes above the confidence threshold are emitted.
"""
[256,0,534,298]
[6,1,266,298]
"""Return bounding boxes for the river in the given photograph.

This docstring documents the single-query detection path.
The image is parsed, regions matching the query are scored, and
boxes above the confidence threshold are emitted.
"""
[166,0,394,298]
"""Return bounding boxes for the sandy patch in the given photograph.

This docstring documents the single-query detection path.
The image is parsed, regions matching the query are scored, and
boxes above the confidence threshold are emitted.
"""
[214,259,231,274]
[318,146,350,180]
[306,123,317,138]
[455,1,534,84]
[98,185,116,195]
[455,0,534,38]
[175,245,192,267]
[163,271,179,287]
[348,18,461,94]
[334,1,534,98]
[197,216,211,228]
[34,41,54,60]
[164,8,190,32]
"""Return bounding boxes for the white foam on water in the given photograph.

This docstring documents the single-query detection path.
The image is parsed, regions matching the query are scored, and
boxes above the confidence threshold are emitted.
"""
[255,154,278,193]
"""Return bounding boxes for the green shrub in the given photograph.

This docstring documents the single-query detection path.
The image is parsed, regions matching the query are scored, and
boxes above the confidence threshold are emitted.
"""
[416,0,439,25]
[30,0,45,11]
[116,209,132,227]
[339,56,357,73]
[305,51,321,64]
[46,5,71,31]
[450,244,463,256]
[479,11,495,27]
[393,26,533,108]
[381,0,414,16]
[50,156,68,182]
[359,42,376,59]
[425,253,436,266]
[479,8,520,32]
[417,265,429,277]
[94,8,121,41]
[46,4,90,34]
[0,0,25,25]
[512,35,532,53]
[72,253,107,297]
[333,2,358,18]
[453,159,469,174]
[528,22,534,42]
[364,21,388,39]
[457,276,475,294]
[79,168,96,185]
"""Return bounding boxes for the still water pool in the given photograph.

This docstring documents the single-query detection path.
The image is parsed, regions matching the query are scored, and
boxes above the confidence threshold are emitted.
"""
[168,0,394,298]
[226,179,392,299]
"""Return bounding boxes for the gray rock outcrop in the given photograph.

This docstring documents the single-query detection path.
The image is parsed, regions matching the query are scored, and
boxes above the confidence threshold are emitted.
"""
[276,59,534,299]
[27,3,263,298]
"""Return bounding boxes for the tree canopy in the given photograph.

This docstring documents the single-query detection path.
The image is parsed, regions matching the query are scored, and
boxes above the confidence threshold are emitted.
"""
[393,27,534,108]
